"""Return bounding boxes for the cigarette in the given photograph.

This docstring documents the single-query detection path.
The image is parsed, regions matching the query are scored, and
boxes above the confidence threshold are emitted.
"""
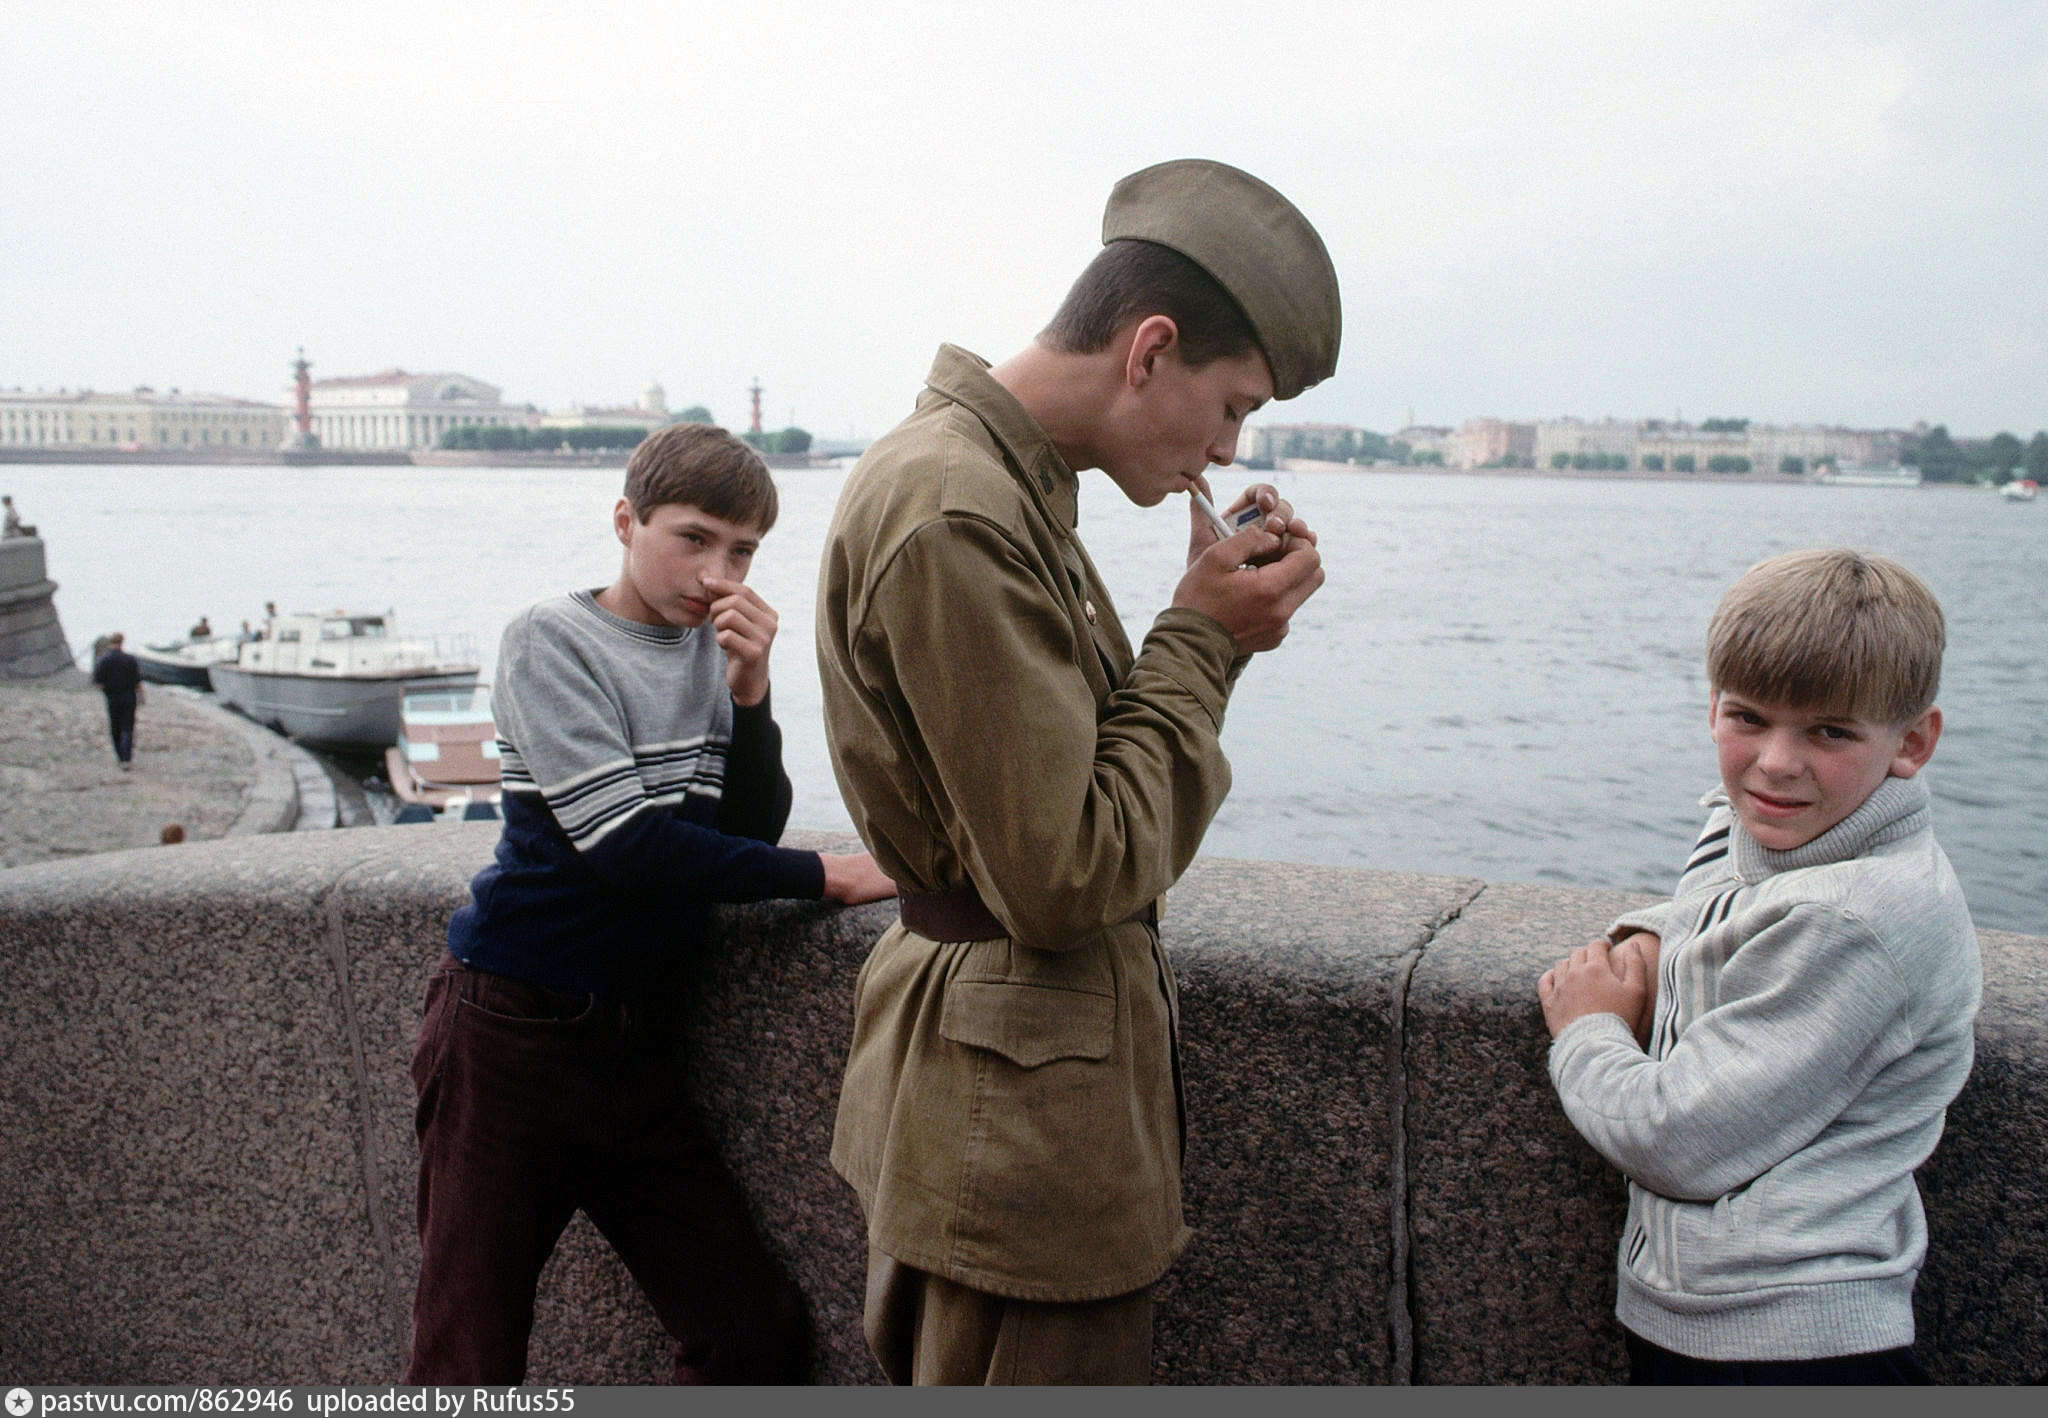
[1190,488,1260,540]
[1189,488,1232,540]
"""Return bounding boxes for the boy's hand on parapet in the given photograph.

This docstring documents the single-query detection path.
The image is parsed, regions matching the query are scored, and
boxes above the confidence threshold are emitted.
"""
[1613,932,1661,1047]
[1537,936,1650,1043]
[821,851,898,905]
[1172,511,1324,655]
[703,577,776,708]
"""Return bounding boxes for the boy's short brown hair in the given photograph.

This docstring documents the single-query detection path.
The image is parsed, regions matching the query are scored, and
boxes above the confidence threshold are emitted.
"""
[1039,239,1262,371]
[622,422,778,532]
[1706,548,1945,726]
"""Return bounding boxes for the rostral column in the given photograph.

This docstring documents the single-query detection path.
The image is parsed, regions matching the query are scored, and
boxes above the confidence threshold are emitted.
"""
[285,349,319,450]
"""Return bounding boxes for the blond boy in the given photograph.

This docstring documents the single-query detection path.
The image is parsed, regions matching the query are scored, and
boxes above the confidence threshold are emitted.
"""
[1539,548,1981,1384]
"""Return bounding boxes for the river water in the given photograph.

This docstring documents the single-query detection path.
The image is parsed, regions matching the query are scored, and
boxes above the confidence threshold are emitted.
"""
[10,461,2044,935]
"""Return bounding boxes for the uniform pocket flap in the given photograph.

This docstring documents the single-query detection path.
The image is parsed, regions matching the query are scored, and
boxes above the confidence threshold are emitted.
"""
[939,979,1115,1068]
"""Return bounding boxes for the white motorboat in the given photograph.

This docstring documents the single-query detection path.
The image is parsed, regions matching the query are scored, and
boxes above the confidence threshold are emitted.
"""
[133,634,244,688]
[2000,478,2038,502]
[208,610,479,751]
[384,682,503,820]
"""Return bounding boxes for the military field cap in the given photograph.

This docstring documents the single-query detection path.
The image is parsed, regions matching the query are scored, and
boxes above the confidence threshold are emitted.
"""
[1102,158,1341,400]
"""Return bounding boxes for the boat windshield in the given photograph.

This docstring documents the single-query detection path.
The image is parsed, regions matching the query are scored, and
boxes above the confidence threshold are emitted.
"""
[403,686,494,722]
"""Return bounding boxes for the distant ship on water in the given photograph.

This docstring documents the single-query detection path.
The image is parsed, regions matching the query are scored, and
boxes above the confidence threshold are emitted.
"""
[1813,462,1924,488]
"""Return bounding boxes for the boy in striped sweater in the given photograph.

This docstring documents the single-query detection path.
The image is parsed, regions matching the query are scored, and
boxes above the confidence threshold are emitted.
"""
[1538,548,1979,1384]
[407,423,894,1384]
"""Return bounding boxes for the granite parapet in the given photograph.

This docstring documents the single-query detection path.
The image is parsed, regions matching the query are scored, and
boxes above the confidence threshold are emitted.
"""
[1,829,2042,1384]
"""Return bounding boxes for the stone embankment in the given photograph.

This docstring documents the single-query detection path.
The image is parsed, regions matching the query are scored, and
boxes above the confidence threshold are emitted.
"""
[2,829,2042,1385]
[0,682,333,865]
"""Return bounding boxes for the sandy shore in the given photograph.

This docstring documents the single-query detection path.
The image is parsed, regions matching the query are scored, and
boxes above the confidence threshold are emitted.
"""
[0,681,275,866]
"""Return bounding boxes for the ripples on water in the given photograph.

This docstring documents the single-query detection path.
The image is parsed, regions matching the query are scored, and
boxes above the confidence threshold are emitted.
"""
[15,463,2045,935]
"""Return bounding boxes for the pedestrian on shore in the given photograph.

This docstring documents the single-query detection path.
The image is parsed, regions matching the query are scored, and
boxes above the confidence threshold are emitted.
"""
[406,422,895,1384]
[817,158,1337,1385]
[91,632,144,770]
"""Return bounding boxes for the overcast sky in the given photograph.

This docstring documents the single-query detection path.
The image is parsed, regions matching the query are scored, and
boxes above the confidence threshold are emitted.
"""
[5,1,2044,440]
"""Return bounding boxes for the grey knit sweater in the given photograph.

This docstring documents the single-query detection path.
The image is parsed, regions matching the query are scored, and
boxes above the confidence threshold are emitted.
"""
[1549,774,1980,1360]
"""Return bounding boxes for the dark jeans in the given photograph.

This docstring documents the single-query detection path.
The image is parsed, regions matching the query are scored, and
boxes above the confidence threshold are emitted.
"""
[406,954,810,1384]
[103,694,136,763]
[1626,1329,1933,1385]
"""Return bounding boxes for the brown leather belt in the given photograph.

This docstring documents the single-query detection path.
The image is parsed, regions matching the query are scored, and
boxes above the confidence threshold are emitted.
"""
[898,885,1158,943]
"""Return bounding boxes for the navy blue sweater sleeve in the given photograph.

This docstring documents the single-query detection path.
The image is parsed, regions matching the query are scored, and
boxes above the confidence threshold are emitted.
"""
[717,694,796,844]
[579,692,823,904]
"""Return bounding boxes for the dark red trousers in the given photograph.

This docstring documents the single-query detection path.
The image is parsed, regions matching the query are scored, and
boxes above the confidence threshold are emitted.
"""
[405,954,809,1384]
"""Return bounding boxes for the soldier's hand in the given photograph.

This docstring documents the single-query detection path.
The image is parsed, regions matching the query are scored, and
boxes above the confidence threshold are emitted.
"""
[1171,524,1324,655]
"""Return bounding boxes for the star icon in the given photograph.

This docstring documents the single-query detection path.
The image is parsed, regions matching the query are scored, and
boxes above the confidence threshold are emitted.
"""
[6,1389,33,1417]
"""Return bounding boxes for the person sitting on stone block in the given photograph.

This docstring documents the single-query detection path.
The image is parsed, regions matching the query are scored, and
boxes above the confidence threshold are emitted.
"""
[1538,548,1981,1384]
[406,422,895,1385]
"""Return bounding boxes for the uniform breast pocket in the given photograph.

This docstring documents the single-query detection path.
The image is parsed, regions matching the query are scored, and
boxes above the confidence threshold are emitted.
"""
[939,978,1116,1068]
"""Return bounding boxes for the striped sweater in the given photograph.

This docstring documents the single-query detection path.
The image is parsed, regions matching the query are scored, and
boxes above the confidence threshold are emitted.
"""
[1549,774,1980,1361]
[447,590,824,996]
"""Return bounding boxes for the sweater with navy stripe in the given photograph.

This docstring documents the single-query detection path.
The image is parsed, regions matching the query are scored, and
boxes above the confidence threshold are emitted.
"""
[1550,774,1980,1361]
[448,590,825,996]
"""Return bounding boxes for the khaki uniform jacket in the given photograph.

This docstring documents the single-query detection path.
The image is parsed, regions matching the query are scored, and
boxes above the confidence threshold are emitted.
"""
[816,345,1243,1302]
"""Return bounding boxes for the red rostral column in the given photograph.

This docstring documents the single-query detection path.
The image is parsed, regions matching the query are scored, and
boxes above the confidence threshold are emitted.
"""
[292,349,313,434]
[749,378,763,434]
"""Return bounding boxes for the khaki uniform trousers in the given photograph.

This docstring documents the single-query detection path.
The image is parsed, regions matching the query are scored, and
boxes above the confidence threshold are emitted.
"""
[862,1246,1152,1385]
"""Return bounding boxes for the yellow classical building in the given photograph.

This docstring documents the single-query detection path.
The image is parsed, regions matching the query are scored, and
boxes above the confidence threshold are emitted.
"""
[0,387,288,449]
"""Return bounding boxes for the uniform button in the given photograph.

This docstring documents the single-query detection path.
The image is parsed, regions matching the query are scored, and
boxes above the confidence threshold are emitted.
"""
[1083,599,1098,624]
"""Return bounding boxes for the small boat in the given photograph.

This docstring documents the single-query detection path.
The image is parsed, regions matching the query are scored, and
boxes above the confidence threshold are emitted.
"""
[2000,478,2038,502]
[208,609,479,751]
[384,683,503,820]
[133,634,243,688]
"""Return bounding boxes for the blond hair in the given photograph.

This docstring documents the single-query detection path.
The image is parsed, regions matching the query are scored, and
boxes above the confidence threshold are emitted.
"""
[1706,548,1944,726]
[621,422,778,532]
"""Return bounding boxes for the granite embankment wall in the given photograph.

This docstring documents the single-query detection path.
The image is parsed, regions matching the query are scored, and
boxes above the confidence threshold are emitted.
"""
[0,535,84,684]
[1,826,2042,1385]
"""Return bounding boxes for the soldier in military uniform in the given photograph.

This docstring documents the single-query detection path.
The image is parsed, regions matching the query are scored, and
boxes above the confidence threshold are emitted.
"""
[815,159,1342,1384]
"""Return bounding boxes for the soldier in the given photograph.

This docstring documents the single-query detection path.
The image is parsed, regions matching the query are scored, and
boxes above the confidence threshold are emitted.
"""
[816,159,1341,1384]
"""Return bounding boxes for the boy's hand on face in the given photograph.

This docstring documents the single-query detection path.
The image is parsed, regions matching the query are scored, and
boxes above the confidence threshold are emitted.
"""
[1538,935,1650,1042]
[1173,482,1325,654]
[702,577,777,707]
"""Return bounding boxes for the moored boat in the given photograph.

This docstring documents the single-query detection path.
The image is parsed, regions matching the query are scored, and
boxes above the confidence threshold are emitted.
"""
[2000,478,2038,502]
[384,682,503,819]
[133,634,244,688]
[208,610,478,751]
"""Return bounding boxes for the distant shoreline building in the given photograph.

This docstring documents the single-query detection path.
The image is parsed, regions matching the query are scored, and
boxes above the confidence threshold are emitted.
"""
[0,387,288,450]
[1237,421,1378,465]
[303,369,522,451]
[1240,411,1906,475]
[1529,417,1897,474]
[545,380,672,435]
